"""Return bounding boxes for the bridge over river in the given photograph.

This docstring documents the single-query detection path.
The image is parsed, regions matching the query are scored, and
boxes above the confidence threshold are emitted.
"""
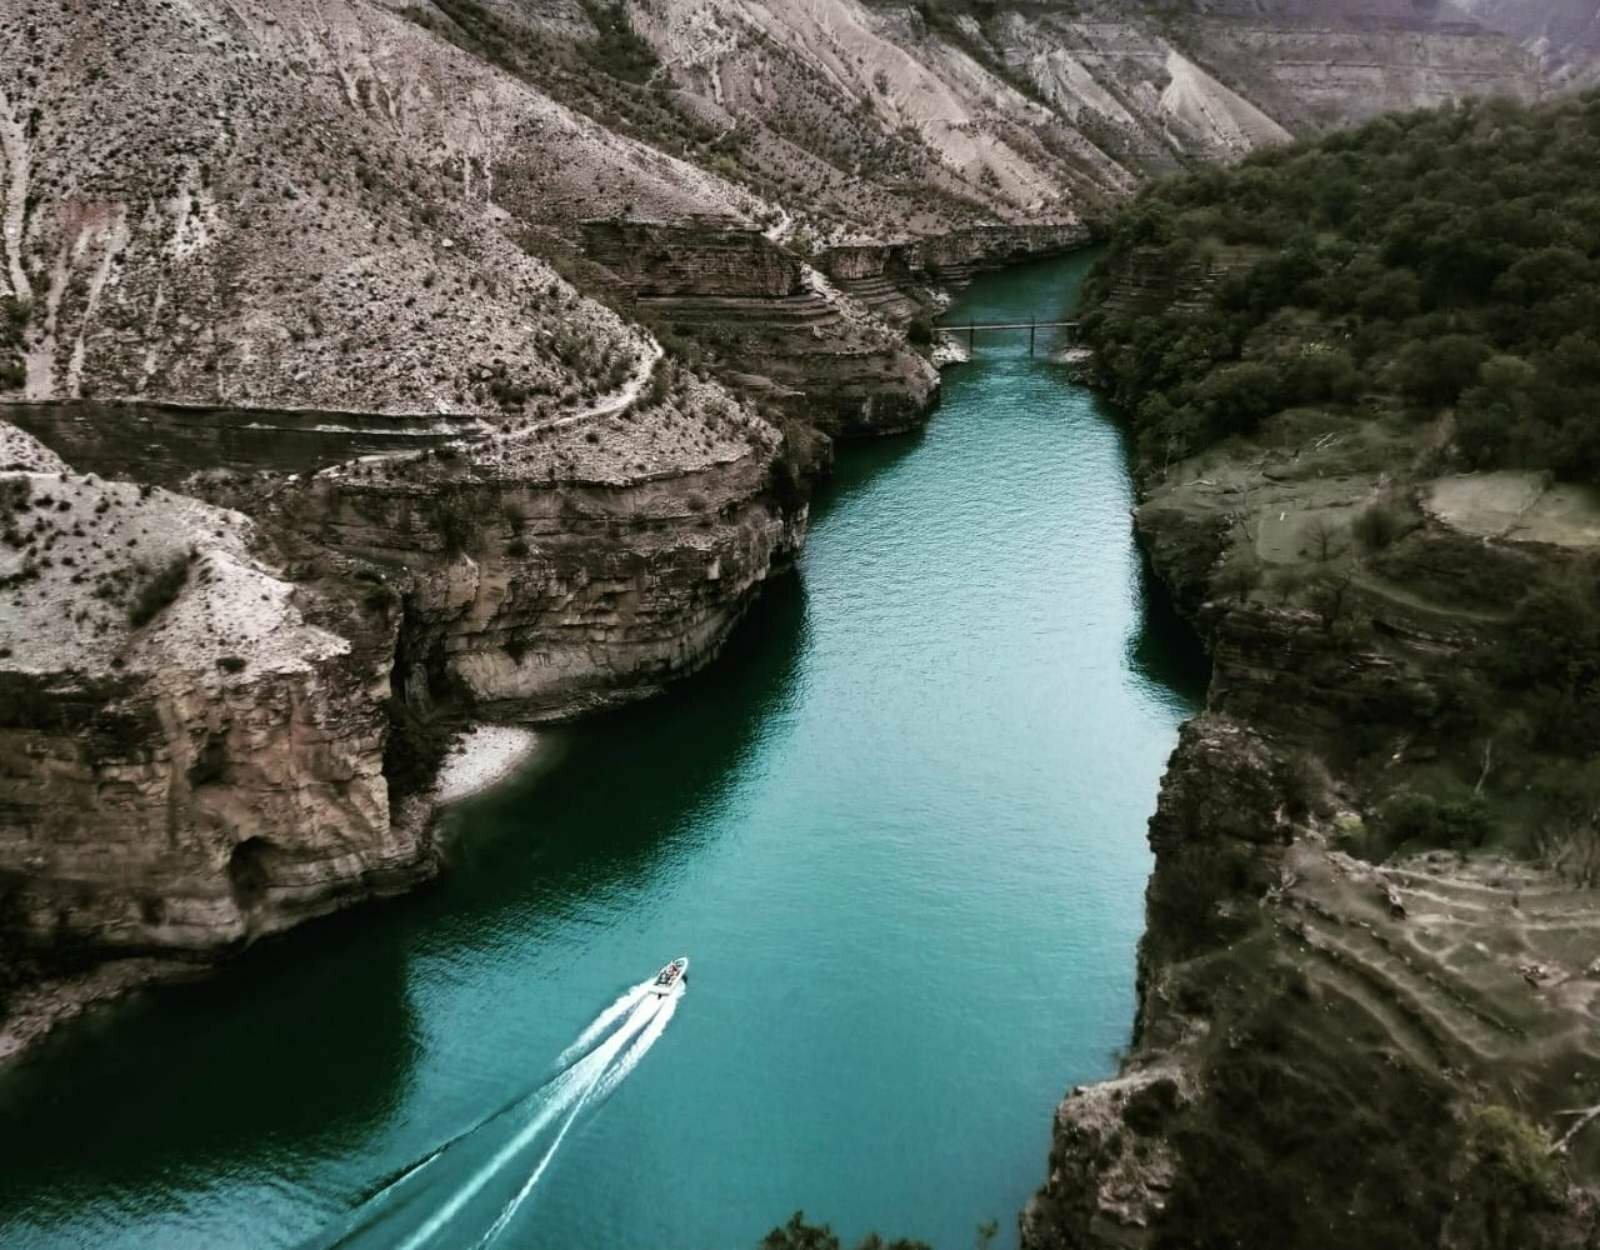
[935,318,1080,355]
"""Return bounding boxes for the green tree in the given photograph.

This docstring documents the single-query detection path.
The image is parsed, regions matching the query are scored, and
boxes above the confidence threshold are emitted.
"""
[760,1213,931,1250]
[1196,362,1282,436]
[1391,335,1491,408]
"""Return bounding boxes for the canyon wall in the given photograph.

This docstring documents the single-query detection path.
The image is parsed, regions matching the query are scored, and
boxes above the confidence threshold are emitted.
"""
[1021,257,1600,1250]
[277,374,805,722]
[580,219,939,437]
[0,426,427,979]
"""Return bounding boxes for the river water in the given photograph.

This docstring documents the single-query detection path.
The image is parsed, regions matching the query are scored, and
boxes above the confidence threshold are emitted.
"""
[0,253,1204,1250]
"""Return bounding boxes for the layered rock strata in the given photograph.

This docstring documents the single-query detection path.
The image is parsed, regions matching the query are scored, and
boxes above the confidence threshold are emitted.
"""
[279,371,804,722]
[581,218,938,437]
[1022,442,1600,1250]
[0,424,424,970]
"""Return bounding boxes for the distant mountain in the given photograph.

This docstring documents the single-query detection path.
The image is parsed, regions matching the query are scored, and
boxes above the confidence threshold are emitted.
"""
[0,0,1561,413]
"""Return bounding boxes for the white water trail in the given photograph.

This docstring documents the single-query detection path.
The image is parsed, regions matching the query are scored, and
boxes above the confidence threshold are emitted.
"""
[554,979,653,1069]
[474,990,683,1248]
[392,996,661,1250]
[362,1145,447,1207]
[473,1080,595,1249]
[593,992,678,1104]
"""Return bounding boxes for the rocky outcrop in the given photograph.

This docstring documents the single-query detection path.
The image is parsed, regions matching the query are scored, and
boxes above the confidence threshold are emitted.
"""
[281,373,804,721]
[580,219,939,438]
[1021,573,1600,1249]
[1025,404,1600,1247]
[1022,713,1288,1250]
[0,427,427,972]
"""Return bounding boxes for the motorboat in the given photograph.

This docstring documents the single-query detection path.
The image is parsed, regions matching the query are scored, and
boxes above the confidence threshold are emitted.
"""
[649,956,689,996]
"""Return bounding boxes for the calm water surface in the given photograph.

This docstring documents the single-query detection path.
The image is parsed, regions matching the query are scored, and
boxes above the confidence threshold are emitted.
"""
[0,253,1204,1250]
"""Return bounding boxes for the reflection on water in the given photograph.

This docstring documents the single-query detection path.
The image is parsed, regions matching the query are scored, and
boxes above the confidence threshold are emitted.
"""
[0,911,417,1209]
[0,251,1205,1250]
[432,572,810,926]
[1127,548,1211,708]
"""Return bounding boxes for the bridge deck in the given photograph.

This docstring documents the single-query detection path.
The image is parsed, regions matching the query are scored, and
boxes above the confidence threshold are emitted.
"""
[933,319,1080,355]
[934,320,1078,331]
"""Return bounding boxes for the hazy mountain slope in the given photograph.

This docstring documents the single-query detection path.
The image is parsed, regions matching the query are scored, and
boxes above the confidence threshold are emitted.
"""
[1454,0,1600,83]
[0,0,1560,416]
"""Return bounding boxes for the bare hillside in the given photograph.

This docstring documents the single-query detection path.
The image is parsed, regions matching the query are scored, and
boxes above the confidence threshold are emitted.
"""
[0,0,1557,417]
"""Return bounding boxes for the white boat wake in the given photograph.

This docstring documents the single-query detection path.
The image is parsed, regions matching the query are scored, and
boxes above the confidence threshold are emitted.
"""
[554,978,654,1069]
[310,963,687,1250]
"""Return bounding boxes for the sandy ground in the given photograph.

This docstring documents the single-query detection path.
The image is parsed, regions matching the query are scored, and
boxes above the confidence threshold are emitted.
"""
[1427,470,1600,547]
[435,724,541,805]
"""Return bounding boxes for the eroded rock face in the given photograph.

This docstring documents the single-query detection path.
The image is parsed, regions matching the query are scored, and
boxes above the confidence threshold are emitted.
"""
[292,404,804,721]
[1021,711,1292,1250]
[159,361,804,724]
[0,312,811,1055]
[1025,334,1600,1246]
[1021,1067,1188,1250]
[580,219,939,437]
[0,426,427,967]
[583,219,804,300]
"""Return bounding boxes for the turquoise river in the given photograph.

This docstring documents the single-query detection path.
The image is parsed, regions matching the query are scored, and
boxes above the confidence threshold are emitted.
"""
[0,253,1205,1250]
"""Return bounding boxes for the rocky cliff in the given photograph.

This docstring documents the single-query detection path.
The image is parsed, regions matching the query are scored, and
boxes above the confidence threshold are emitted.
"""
[269,366,804,722]
[579,218,938,436]
[1023,275,1600,1249]
[0,422,430,1051]
[1025,497,1600,1250]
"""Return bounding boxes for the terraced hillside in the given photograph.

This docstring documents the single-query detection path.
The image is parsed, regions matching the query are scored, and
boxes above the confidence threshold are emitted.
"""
[1026,89,1600,1250]
[0,0,1561,417]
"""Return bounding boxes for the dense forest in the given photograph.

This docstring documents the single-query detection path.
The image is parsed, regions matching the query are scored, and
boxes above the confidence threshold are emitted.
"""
[1073,93,1600,1250]
[1084,89,1600,478]
[1081,88,1600,852]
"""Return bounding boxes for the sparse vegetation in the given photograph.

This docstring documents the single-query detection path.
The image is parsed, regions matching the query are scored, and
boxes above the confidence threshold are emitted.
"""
[126,552,193,627]
[759,1212,931,1250]
[578,1,658,84]
[0,295,27,390]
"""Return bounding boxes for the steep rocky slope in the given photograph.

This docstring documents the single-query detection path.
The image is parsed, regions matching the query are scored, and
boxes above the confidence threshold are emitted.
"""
[0,0,743,413]
[1023,103,1600,1245]
[0,422,429,1052]
[0,0,1574,1060]
[0,0,1557,417]
[1026,457,1600,1250]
